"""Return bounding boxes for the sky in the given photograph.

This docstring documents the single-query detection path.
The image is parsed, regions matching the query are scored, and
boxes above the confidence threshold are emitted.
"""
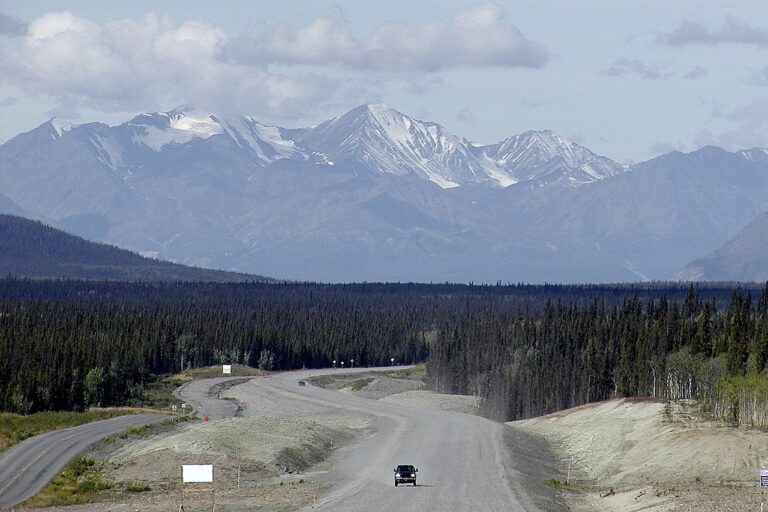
[1,1,768,163]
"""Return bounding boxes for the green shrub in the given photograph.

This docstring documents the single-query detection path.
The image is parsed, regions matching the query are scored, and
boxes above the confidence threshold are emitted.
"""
[125,482,152,492]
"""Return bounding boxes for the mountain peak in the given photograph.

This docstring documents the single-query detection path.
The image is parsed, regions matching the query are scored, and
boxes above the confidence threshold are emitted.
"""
[481,129,625,186]
[125,110,224,152]
[47,118,78,138]
[341,103,411,127]
[166,110,222,137]
[363,102,396,113]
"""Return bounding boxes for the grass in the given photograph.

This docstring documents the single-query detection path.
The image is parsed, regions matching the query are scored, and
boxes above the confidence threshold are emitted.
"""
[0,409,139,453]
[124,481,152,492]
[165,364,264,383]
[118,424,152,439]
[543,478,576,490]
[309,375,335,388]
[116,414,190,441]
[341,378,374,391]
[22,456,113,507]
[384,364,426,382]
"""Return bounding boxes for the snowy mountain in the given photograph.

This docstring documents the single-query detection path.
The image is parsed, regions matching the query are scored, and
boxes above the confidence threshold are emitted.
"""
[297,104,501,188]
[480,130,625,187]
[296,104,623,189]
[0,104,767,282]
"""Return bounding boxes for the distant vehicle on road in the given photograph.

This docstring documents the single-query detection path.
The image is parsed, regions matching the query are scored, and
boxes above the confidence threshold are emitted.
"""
[394,464,418,486]
[298,380,306,386]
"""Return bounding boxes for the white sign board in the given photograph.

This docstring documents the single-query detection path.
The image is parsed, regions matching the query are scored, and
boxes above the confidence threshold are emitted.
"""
[760,468,768,487]
[222,364,232,375]
[182,464,214,483]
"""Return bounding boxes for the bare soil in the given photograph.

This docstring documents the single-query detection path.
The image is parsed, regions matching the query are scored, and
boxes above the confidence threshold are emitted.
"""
[512,398,768,511]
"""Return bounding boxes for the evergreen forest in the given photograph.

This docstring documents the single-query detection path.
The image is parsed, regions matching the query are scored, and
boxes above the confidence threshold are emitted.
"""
[1,278,766,427]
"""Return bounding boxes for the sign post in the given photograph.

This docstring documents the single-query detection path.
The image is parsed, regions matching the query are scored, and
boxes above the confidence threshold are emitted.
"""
[179,464,215,511]
[760,468,768,487]
[222,364,232,375]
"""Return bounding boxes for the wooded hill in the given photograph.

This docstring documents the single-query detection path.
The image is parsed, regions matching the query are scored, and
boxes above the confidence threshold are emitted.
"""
[0,215,270,282]
[0,279,764,424]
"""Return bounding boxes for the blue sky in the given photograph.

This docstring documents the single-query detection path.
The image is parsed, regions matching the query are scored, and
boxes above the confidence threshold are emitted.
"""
[1,1,767,162]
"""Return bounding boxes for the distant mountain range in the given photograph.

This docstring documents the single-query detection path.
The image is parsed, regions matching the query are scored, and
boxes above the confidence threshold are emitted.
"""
[0,103,766,283]
[0,215,268,282]
[677,211,768,283]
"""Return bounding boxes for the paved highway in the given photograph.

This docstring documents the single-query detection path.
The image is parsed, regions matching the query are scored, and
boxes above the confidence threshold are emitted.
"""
[0,413,166,509]
[250,368,560,512]
[173,376,249,420]
[0,376,248,509]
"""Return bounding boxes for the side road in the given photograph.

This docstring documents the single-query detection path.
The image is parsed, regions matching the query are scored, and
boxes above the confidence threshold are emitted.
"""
[0,414,166,509]
[173,376,251,420]
[0,375,250,509]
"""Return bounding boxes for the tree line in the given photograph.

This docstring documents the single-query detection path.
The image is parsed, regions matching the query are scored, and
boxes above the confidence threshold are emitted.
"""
[427,284,768,426]
[0,278,760,418]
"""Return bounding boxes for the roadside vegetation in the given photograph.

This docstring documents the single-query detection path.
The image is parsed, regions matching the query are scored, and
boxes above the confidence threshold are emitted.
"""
[21,454,155,507]
[167,363,265,383]
[0,409,139,452]
[342,378,375,391]
[384,365,426,381]
[21,455,112,507]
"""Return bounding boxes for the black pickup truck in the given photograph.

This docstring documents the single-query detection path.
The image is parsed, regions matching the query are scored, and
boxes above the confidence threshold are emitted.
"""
[393,464,418,486]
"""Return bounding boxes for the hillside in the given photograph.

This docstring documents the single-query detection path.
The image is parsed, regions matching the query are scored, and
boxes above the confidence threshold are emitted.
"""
[678,210,768,282]
[513,399,768,511]
[0,215,270,282]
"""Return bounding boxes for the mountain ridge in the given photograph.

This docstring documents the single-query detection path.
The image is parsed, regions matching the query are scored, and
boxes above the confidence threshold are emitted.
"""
[0,215,272,282]
[1,104,767,283]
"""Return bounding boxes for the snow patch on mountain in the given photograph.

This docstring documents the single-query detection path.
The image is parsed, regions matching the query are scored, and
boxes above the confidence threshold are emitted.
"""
[482,130,624,186]
[132,111,223,151]
[90,134,125,170]
[222,116,303,164]
[49,118,77,138]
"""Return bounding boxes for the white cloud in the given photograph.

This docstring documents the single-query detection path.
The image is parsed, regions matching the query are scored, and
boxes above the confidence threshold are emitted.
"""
[0,5,546,121]
[229,3,548,71]
[0,11,336,120]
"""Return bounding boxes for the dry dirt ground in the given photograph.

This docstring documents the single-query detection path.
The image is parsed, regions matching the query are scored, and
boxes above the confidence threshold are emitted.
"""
[512,398,768,512]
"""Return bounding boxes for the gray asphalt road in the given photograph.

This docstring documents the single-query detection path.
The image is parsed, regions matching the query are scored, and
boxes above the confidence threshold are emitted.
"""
[173,376,250,420]
[0,413,166,509]
[253,368,561,512]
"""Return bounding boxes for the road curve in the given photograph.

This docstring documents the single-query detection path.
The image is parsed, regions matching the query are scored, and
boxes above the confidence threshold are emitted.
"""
[173,376,250,420]
[0,413,166,509]
[253,368,560,512]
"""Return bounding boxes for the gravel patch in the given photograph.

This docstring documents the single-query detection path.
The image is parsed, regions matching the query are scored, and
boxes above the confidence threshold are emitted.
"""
[352,377,425,399]
[380,390,481,415]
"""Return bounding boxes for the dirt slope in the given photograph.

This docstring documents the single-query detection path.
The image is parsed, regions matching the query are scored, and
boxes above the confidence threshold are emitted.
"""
[512,399,768,511]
